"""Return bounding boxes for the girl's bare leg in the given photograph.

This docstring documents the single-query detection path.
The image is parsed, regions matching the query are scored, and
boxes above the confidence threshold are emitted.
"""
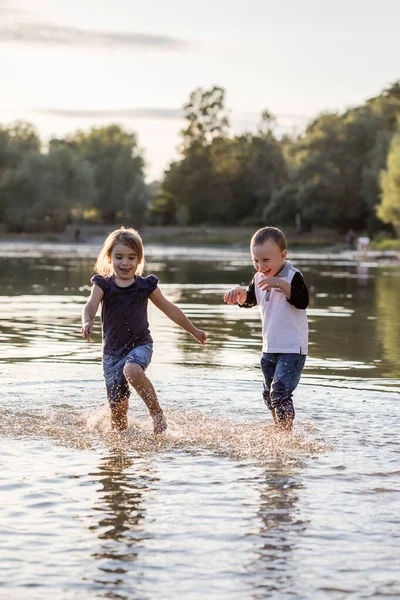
[111,398,129,430]
[123,363,167,434]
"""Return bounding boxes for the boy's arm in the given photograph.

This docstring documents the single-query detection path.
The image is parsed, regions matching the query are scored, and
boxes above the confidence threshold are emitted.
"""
[149,287,206,345]
[287,273,309,309]
[224,280,257,308]
[81,284,104,339]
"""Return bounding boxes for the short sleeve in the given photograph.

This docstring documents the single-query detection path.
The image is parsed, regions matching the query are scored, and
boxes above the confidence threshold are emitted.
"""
[91,275,110,295]
[145,274,158,294]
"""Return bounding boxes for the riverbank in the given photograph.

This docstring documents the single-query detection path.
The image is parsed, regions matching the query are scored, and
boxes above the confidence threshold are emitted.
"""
[0,224,359,249]
[1,225,399,260]
[0,238,398,264]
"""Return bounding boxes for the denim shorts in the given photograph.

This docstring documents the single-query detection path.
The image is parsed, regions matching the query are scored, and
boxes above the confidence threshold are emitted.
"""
[103,343,153,407]
[260,353,306,419]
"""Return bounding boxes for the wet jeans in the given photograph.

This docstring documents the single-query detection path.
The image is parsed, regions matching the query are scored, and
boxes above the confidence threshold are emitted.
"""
[260,353,306,421]
[103,343,153,407]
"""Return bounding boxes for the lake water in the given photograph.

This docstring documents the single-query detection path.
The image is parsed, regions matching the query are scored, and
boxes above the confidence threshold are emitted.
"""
[0,242,399,599]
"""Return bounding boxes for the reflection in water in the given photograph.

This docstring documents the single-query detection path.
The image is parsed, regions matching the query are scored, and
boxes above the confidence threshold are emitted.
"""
[2,253,400,381]
[249,469,305,597]
[356,262,369,285]
[89,450,157,596]
[375,271,400,377]
[1,247,399,599]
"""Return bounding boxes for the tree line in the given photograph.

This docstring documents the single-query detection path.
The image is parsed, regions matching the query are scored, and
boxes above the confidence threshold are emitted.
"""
[0,124,148,233]
[1,81,399,235]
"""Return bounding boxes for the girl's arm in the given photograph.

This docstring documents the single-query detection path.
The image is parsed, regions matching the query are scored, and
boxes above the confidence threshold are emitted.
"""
[149,287,207,345]
[81,284,104,339]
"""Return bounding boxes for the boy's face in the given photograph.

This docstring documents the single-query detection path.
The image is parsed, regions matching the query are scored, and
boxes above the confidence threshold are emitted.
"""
[251,239,287,277]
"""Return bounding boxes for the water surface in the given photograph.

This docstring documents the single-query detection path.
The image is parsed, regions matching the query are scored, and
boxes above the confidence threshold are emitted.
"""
[0,243,399,599]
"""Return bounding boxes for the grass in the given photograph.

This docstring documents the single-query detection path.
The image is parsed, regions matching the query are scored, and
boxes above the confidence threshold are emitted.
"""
[370,238,400,251]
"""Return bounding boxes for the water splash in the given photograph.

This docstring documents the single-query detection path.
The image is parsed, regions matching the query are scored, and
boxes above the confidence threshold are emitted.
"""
[0,405,329,463]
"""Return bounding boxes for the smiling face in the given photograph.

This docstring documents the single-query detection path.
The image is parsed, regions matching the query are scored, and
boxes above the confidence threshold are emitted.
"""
[110,242,139,282]
[251,238,287,277]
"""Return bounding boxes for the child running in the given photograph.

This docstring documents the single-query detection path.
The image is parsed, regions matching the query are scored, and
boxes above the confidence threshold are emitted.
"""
[81,227,207,433]
[224,226,309,431]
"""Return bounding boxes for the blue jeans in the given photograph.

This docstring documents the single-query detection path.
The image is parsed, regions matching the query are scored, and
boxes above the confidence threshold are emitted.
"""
[103,344,153,407]
[260,353,306,421]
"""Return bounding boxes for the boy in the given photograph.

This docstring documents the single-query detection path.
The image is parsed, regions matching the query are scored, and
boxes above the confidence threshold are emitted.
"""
[224,226,309,430]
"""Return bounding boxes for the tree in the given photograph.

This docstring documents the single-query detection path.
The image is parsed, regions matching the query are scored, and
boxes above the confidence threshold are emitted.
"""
[163,89,288,226]
[2,145,96,233]
[3,121,41,154]
[281,106,397,231]
[163,86,231,224]
[163,145,216,224]
[378,131,400,231]
[181,85,229,149]
[367,80,400,129]
[60,125,148,224]
[229,127,287,224]
[0,122,41,205]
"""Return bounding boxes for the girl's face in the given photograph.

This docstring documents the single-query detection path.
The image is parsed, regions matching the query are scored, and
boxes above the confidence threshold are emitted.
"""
[251,239,287,277]
[110,243,139,281]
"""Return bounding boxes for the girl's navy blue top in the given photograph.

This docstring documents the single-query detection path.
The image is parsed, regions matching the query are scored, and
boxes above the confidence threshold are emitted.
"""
[91,274,158,357]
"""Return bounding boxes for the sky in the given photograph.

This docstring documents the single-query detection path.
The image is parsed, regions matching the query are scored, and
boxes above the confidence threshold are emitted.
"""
[1,0,399,180]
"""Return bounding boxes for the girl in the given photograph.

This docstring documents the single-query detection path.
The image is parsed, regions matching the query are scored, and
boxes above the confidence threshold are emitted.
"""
[81,227,207,433]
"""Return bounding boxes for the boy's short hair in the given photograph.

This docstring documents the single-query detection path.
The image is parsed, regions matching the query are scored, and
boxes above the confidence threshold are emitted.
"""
[251,226,287,251]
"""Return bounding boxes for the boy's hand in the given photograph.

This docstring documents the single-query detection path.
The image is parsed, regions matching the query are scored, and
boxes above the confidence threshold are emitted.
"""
[257,276,280,291]
[81,321,93,340]
[224,286,247,305]
[193,328,207,346]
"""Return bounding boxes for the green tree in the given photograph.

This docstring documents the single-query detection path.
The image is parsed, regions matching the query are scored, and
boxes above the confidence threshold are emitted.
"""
[163,86,231,224]
[163,89,287,226]
[2,145,96,233]
[0,122,41,195]
[281,106,396,231]
[0,122,42,226]
[3,121,41,154]
[60,125,148,224]
[163,144,216,224]
[229,120,287,224]
[181,85,229,149]
[367,80,400,129]
[378,131,400,231]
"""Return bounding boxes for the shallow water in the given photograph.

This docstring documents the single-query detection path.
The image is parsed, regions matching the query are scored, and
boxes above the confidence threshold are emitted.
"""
[0,243,400,599]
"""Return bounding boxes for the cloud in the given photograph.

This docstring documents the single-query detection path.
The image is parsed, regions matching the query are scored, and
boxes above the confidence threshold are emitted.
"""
[35,107,311,126]
[35,107,184,120]
[0,21,191,50]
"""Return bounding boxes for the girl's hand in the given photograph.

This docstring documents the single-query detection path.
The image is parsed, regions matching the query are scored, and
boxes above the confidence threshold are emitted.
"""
[257,276,280,291]
[224,286,247,305]
[193,328,207,346]
[81,321,93,340]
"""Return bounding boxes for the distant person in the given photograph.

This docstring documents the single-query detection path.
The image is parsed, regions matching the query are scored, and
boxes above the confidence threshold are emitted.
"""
[81,227,206,433]
[346,229,356,250]
[224,226,309,431]
[74,228,81,243]
[357,236,370,255]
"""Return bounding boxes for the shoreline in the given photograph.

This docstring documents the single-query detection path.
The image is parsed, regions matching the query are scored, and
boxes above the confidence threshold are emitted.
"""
[0,224,345,246]
[0,236,398,264]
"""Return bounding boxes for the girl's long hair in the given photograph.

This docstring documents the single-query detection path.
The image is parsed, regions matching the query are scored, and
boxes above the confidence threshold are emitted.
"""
[94,227,145,276]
